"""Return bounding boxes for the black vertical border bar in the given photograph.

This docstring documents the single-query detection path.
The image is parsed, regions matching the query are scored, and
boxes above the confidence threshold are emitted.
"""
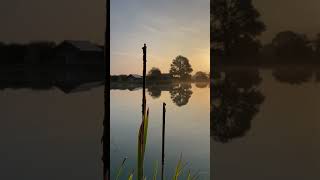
[103,0,110,179]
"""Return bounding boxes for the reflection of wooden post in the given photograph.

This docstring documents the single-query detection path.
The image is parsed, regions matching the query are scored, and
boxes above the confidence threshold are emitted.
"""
[142,44,147,116]
[161,103,166,180]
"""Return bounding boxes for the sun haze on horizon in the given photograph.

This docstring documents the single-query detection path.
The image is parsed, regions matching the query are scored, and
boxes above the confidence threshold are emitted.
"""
[110,0,210,75]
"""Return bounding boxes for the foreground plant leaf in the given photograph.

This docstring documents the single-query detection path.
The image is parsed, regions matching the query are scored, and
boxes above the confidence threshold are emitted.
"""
[138,106,149,180]
[153,161,158,180]
[173,154,187,180]
[115,157,127,180]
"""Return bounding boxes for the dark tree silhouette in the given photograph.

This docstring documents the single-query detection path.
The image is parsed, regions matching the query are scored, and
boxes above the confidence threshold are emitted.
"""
[169,55,193,80]
[24,41,56,64]
[211,69,265,143]
[170,83,193,106]
[0,43,26,64]
[148,67,162,80]
[211,0,266,56]
[193,71,209,82]
[271,31,312,58]
[314,33,320,56]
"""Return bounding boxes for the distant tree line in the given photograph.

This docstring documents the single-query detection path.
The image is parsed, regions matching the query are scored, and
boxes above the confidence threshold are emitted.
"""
[0,41,103,65]
[211,0,320,65]
[111,55,209,83]
[0,41,57,64]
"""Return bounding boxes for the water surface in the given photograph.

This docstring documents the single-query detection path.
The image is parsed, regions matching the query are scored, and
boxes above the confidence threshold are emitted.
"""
[211,67,320,180]
[111,83,210,179]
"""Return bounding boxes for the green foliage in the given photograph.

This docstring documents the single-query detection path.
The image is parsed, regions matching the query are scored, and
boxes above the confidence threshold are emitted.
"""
[115,157,127,180]
[138,102,149,180]
[173,154,187,180]
[153,161,158,180]
[169,56,193,80]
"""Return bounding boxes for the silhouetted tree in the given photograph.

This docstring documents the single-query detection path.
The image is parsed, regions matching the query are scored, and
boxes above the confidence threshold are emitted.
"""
[24,41,56,64]
[148,67,162,80]
[169,55,193,80]
[315,33,320,56]
[170,83,193,106]
[211,0,266,56]
[193,71,209,82]
[0,43,26,64]
[272,31,312,58]
[229,35,262,56]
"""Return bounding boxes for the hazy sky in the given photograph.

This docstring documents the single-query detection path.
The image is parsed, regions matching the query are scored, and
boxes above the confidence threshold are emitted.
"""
[0,0,105,44]
[110,0,210,75]
[1,0,320,72]
[254,0,320,43]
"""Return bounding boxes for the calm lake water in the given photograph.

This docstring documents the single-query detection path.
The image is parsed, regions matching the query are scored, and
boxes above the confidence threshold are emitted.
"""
[3,66,320,180]
[211,67,320,180]
[0,83,105,180]
[111,83,210,179]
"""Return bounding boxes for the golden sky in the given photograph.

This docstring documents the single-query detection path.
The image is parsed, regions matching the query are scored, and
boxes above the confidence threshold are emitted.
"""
[110,0,210,75]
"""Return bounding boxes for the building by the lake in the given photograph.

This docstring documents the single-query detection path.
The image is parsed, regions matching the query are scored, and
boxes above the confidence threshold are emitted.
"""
[54,40,104,65]
[127,74,143,82]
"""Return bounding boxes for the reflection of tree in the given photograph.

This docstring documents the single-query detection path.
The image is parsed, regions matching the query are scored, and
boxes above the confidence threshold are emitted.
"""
[211,69,265,143]
[272,68,312,85]
[148,86,161,99]
[315,71,320,82]
[170,83,193,107]
[195,82,209,88]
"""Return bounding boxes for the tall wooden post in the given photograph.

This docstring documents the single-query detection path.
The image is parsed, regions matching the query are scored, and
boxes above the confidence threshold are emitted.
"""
[161,103,166,180]
[142,44,147,116]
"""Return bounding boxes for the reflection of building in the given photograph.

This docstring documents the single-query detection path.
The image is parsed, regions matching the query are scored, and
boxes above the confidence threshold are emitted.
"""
[127,74,143,82]
[56,81,104,94]
[54,40,104,65]
[160,73,173,82]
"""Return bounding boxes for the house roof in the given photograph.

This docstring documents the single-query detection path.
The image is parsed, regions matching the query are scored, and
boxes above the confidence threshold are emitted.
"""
[63,40,103,52]
[128,74,143,78]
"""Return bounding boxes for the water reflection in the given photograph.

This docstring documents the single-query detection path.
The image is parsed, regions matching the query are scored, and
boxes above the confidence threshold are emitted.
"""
[170,83,193,107]
[211,69,265,143]
[111,82,197,107]
[195,82,210,88]
[0,68,105,92]
[272,68,313,85]
[148,86,162,99]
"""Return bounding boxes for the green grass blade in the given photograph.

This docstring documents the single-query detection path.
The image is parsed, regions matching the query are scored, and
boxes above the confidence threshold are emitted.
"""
[153,161,158,180]
[138,107,150,180]
[173,154,184,180]
[128,173,133,180]
[115,157,127,180]
[187,170,191,180]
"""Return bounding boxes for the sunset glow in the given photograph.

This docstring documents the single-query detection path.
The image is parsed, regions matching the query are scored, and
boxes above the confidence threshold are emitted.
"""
[110,0,210,75]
